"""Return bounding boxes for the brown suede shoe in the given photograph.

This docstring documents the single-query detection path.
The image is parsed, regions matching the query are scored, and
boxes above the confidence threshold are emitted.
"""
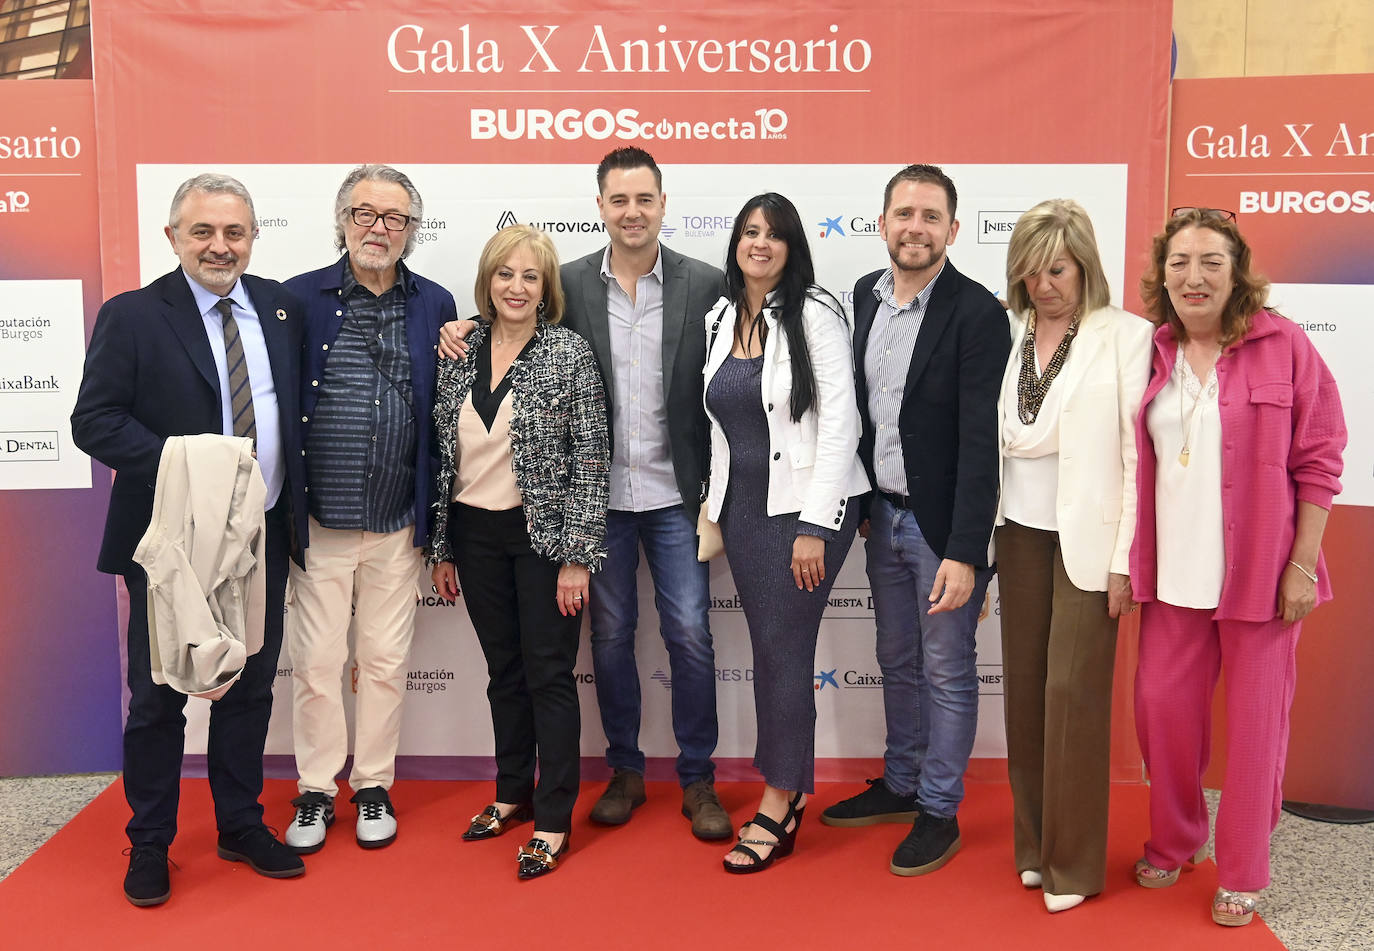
[589,769,647,826]
[681,779,732,841]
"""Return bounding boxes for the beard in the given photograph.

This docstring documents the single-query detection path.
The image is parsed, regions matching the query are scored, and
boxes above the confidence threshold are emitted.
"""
[191,256,241,292]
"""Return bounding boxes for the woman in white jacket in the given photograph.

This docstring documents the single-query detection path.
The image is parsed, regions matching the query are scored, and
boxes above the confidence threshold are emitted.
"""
[704,192,870,873]
[994,199,1152,911]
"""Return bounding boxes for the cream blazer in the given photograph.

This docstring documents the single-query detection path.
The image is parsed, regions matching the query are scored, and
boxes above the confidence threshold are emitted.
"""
[134,434,267,701]
[995,305,1152,591]
[702,292,870,529]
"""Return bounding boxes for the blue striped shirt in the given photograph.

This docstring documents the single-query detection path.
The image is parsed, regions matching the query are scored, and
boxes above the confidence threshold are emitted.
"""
[304,264,415,532]
[864,263,944,494]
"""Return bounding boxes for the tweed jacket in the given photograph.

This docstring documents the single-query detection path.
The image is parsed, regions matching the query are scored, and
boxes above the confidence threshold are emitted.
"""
[428,319,610,571]
[1129,309,1346,621]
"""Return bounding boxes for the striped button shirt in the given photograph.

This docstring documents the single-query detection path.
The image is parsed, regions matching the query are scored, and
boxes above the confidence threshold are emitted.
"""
[304,265,416,533]
[863,262,944,494]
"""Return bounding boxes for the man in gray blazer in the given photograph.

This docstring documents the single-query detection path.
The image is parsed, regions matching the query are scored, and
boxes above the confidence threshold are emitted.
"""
[565,148,728,839]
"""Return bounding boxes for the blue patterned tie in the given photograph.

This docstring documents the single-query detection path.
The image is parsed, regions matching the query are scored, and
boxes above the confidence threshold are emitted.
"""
[216,298,257,443]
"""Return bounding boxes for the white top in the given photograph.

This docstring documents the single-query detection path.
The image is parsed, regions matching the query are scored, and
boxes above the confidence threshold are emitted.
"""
[999,342,1076,531]
[1146,347,1224,608]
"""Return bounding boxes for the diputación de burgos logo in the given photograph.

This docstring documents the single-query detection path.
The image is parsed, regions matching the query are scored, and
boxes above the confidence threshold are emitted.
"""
[471,107,788,142]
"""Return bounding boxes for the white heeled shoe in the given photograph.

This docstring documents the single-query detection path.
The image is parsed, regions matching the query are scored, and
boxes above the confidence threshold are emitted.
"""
[1044,892,1085,913]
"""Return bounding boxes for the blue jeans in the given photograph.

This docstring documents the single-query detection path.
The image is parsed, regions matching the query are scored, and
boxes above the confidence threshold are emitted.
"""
[589,505,717,785]
[865,496,992,818]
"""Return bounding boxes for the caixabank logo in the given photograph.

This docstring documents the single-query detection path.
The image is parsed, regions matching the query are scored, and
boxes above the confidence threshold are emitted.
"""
[815,214,880,239]
[815,668,883,691]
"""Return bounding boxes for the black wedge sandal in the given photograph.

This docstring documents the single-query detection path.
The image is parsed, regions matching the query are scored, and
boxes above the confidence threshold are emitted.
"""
[723,791,805,874]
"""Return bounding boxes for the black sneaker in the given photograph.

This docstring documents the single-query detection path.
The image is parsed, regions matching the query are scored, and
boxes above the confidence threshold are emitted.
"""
[217,825,306,878]
[820,777,920,827]
[122,845,170,906]
[890,811,960,876]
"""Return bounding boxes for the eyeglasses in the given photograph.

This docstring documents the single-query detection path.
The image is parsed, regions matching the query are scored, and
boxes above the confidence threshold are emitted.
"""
[350,207,413,231]
[1171,206,1236,222]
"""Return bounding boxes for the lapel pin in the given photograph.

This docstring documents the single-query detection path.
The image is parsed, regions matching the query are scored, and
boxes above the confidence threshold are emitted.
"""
[276,308,288,321]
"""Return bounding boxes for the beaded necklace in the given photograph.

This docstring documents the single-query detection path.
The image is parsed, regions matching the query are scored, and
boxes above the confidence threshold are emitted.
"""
[1016,309,1080,425]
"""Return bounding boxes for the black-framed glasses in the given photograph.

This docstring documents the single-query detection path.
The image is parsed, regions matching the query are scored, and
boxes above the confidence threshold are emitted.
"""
[1171,206,1236,222]
[350,207,413,231]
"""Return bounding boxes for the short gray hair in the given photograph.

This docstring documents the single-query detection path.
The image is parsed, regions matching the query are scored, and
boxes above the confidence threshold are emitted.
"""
[168,173,257,230]
[333,164,423,259]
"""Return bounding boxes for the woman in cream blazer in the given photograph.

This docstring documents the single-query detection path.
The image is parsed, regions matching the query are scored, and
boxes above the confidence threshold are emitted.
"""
[993,200,1152,912]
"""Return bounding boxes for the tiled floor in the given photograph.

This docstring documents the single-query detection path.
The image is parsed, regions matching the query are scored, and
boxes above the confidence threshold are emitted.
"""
[1,776,1369,948]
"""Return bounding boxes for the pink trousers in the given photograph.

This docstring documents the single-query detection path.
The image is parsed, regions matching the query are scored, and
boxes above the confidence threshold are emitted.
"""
[1134,600,1299,892]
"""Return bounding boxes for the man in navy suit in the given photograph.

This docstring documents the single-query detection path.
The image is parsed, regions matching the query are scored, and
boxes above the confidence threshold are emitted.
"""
[72,173,308,906]
[820,165,1010,877]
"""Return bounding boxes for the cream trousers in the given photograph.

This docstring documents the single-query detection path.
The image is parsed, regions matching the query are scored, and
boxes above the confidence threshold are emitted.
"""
[287,517,422,795]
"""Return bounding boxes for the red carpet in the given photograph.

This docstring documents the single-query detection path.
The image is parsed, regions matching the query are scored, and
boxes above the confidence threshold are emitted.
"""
[0,779,1285,950]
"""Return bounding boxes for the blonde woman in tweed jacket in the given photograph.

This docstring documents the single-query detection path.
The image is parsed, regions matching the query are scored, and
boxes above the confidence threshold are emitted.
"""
[430,225,609,880]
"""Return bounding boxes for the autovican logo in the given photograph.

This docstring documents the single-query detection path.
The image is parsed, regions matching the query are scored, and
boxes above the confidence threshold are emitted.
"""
[0,190,30,213]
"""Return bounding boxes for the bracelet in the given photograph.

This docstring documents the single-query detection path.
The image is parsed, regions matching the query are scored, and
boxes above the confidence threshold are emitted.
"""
[1287,560,1318,584]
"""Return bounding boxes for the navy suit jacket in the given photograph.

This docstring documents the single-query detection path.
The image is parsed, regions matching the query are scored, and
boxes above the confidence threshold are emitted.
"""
[559,243,725,521]
[852,261,1010,568]
[72,268,307,574]
[287,256,457,548]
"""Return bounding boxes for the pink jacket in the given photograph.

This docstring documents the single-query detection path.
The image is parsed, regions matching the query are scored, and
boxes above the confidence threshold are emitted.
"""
[1129,309,1346,621]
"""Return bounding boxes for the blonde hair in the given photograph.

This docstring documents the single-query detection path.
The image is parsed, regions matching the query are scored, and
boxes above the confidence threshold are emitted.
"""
[472,225,565,324]
[1005,199,1111,317]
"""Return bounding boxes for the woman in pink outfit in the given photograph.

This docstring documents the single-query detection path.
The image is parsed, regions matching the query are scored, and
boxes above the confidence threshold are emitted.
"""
[1129,208,1346,927]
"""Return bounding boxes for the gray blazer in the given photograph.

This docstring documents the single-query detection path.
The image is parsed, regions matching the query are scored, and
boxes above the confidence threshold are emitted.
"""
[560,243,726,521]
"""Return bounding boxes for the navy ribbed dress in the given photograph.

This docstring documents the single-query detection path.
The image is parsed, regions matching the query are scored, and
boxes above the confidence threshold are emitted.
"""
[706,353,858,793]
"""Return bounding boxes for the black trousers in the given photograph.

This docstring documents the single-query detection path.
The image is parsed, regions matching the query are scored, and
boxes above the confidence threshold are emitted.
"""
[450,503,581,832]
[121,503,288,848]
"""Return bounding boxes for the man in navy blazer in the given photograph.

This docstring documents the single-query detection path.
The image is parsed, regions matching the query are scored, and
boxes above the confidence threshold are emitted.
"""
[72,173,308,905]
[281,165,455,854]
[820,165,1010,877]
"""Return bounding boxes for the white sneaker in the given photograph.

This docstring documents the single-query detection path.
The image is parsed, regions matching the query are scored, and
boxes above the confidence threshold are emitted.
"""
[285,792,334,854]
[350,787,397,849]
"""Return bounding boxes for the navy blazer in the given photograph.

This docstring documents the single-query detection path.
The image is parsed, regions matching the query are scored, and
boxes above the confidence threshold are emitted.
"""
[71,268,307,573]
[852,261,1010,568]
[559,243,724,521]
[286,256,457,548]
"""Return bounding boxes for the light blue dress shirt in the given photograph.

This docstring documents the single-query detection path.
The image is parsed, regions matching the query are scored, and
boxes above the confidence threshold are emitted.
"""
[185,271,284,509]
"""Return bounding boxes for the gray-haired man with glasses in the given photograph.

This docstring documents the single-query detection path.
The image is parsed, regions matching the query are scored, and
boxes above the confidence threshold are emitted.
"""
[282,164,456,854]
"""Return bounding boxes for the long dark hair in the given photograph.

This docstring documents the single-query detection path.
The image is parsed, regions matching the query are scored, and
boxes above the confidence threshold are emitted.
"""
[724,192,843,422]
